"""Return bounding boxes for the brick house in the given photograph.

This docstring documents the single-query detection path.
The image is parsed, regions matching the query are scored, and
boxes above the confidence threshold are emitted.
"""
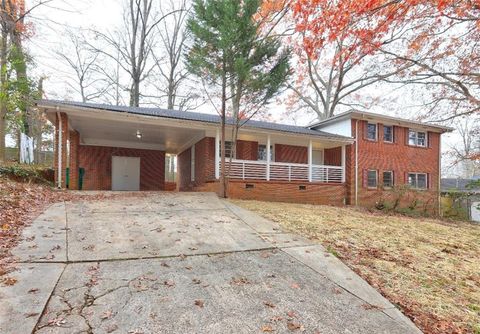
[38,100,452,212]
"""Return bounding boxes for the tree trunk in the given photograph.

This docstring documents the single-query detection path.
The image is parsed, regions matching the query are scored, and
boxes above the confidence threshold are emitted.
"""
[0,26,7,163]
[220,63,227,198]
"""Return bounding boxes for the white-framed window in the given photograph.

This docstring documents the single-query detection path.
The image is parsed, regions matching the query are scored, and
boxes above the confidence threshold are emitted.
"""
[383,125,393,142]
[191,144,195,182]
[219,141,234,158]
[383,170,394,188]
[367,169,378,188]
[367,123,377,141]
[408,130,427,147]
[407,173,428,189]
[257,144,273,161]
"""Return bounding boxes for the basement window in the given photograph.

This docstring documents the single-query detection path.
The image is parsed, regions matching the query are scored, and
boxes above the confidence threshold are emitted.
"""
[299,185,306,191]
[245,183,254,189]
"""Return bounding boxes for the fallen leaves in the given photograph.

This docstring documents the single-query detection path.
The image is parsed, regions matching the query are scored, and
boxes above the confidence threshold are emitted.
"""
[163,280,175,288]
[264,301,276,308]
[286,322,302,331]
[2,276,17,286]
[262,324,274,332]
[0,177,135,276]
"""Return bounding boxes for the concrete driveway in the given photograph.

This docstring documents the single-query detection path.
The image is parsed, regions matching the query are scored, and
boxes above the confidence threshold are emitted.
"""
[1,192,420,334]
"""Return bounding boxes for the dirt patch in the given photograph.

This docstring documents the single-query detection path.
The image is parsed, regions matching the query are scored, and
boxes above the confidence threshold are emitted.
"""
[231,200,480,334]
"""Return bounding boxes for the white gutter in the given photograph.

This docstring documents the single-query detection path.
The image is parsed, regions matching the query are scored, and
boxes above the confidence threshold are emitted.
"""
[438,136,442,216]
[355,119,359,206]
[56,110,62,188]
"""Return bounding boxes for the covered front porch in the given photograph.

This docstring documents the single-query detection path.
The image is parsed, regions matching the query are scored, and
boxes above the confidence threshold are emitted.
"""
[213,130,347,184]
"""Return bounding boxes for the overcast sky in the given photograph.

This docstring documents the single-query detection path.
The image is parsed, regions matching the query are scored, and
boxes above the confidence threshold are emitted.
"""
[23,0,467,176]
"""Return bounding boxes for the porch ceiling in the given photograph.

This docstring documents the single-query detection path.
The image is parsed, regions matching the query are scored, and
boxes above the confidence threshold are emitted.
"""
[68,113,205,154]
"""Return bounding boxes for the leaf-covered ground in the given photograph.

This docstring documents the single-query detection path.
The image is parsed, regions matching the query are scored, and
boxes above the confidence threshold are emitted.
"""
[231,200,480,334]
[0,177,136,277]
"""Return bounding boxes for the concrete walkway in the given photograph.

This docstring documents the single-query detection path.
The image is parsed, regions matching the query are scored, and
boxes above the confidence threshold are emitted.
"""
[0,192,421,334]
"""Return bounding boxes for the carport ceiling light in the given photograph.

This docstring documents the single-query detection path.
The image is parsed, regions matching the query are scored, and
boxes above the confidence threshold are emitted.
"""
[136,130,142,139]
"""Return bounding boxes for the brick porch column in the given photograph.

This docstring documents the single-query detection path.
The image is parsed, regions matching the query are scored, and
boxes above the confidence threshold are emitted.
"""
[69,130,80,190]
[54,112,68,188]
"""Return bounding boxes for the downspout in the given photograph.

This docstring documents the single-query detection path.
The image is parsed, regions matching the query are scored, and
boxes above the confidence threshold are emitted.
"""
[355,119,359,206]
[438,134,442,216]
[56,110,62,189]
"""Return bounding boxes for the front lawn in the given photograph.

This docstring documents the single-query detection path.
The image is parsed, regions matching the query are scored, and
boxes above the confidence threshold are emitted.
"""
[231,200,480,334]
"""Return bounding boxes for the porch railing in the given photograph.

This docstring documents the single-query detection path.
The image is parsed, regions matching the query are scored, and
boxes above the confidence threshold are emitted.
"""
[219,159,344,183]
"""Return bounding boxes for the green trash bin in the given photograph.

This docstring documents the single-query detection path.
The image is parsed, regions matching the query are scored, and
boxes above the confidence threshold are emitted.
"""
[66,168,70,189]
[79,168,85,190]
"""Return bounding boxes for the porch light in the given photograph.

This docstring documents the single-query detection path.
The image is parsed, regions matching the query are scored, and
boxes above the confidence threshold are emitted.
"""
[136,130,142,139]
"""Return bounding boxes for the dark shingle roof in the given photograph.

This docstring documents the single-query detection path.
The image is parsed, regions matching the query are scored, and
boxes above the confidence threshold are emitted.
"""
[37,100,351,139]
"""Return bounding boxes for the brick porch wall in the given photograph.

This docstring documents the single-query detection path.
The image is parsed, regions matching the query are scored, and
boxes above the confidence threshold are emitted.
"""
[77,145,165,191]
[236,140,258,160]
[324,147,342,166]
[177,147,192,191]
[275,144,307,164]
[196,180,346,206]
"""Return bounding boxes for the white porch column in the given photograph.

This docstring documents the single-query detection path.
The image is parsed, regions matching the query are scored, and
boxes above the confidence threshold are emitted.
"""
[341,144,346,183]
[308,140,313,182]
[215,128,220,179]
[266,135,271,181]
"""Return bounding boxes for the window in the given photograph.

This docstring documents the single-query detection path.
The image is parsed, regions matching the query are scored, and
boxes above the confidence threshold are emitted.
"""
[408,173,428,189]
[408,130,427,147]
[383,126,393,142]
[383,171,393,188]
[219,141,234,158]
[257,145,273,161]
[367,170,378,188]
[367,123,377,140]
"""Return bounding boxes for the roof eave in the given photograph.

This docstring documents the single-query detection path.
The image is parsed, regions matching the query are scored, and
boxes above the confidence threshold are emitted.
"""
[37,100,354,143]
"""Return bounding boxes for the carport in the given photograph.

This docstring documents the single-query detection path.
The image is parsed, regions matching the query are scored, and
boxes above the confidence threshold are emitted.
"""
[38,100,211,191]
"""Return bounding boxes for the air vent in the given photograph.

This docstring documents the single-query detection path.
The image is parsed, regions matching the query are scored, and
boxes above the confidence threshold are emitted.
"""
[299,185,306,190]
[245,183,254,189]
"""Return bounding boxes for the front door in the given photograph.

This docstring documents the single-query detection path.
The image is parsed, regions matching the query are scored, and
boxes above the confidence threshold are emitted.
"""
[112,156,140,191]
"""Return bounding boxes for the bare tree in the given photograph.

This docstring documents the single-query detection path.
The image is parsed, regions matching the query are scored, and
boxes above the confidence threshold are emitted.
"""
[447,118,480,178]
[91,0,176,107]
[285,36,413,121]
[150,0,196,110]
[56,30,112,103]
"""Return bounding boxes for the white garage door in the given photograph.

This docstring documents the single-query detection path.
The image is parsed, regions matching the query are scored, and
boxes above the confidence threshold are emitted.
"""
[112,156,140,191]
[471,202,480,223]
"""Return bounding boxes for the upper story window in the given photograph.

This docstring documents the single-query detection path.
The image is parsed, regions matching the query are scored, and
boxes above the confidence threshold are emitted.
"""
[257,145,273,161]
[383,126,393,142]
[367,123,377,141]
[408,130,427,147]
[408,173,427,189]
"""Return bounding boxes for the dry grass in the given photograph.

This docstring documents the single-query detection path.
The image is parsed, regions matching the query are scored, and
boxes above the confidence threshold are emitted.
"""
[231,200,480,334]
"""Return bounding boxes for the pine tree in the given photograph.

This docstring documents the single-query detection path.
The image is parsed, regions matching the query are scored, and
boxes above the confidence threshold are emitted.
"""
[186,0,290,197]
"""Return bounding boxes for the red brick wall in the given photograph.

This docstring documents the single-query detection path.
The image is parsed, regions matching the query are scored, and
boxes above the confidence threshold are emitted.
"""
[177,147,192,191]
[195,180,346,206]
[236,140,258,160]
[275,144,307,164]
[69,130,80,190]
[78,145,165,191]
[195,137,216,184]
[324,147,342,166]
[346,119,440,213]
